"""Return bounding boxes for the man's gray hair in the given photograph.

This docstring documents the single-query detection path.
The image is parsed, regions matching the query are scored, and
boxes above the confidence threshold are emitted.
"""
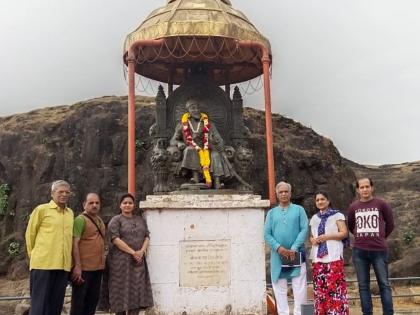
[51,180,70,192]
[275,181,292,194]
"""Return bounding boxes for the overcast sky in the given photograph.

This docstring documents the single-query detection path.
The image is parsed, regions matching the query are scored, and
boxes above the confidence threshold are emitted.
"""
[1,0,419,165]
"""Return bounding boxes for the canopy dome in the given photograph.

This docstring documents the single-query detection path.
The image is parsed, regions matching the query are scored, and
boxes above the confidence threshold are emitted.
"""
[123,0,271,85]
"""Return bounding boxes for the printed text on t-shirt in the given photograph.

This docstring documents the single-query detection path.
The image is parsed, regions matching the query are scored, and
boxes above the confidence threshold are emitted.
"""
[355,208,379,237]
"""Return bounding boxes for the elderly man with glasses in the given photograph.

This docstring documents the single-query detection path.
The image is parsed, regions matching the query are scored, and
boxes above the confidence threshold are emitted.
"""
[25,180,74,315]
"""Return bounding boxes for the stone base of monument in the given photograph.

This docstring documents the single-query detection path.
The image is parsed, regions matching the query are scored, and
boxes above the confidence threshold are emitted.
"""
[140,194,270,315]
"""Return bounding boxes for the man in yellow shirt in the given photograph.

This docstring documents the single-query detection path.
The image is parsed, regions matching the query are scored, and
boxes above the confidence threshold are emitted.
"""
[25,180,74,315]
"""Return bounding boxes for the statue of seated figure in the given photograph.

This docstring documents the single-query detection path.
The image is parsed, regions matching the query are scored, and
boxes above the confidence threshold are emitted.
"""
[169,98,234,189]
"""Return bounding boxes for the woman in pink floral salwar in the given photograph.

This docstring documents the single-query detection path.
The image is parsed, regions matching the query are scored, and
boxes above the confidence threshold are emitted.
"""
[309,191,349,315]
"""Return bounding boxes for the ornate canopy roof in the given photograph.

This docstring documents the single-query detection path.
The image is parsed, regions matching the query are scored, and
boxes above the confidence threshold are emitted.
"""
[123,0,271,85]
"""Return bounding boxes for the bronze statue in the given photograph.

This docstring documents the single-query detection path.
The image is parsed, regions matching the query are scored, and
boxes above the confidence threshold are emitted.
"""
[150,140,171,193]
[233,145,253,191]
[149,78,253,193]
[170,99,234,189]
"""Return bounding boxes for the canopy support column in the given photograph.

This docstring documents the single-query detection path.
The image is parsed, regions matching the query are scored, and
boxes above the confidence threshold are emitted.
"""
[261,51,276,205]
[126,39,165,195]
[127,56,136,195]
[239,41,276,205]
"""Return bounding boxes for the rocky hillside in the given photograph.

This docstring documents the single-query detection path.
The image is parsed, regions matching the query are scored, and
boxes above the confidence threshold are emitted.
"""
[346,160,420,277]
[1,95,417,279]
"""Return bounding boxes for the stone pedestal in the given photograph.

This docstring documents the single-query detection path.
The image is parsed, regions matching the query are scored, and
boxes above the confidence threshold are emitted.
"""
[139,194,269,315]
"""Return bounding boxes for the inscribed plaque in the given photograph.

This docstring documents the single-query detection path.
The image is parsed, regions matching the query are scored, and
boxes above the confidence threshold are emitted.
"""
[180,239,230,287]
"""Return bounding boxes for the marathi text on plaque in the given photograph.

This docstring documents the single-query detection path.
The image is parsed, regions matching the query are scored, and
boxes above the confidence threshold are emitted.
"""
[179,239,231,287]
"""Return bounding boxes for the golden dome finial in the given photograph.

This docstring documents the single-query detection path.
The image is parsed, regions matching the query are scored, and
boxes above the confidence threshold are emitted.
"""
[167,0,231,4]
[124,0,270,85]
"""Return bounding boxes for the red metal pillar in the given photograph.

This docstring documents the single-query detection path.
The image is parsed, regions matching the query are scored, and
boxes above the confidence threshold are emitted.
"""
[238,41,276,205]
[127,55,136,195]
[126,39,165,195]
[261,51,276,205]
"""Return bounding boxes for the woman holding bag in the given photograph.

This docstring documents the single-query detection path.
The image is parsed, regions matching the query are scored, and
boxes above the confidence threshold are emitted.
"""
[309,191,349,315]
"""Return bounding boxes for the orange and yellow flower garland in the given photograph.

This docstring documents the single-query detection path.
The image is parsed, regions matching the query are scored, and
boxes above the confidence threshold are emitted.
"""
[181,112,212,186]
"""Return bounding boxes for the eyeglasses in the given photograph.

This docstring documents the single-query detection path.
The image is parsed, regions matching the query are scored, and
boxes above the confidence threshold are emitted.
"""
[56,190,71,195]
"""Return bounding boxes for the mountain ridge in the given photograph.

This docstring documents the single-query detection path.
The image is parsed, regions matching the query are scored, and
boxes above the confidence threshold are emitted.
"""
[0,95,418,279]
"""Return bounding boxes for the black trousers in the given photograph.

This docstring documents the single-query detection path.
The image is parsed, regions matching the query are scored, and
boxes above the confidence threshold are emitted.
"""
[70,270,103,315]
[29,269,69,315]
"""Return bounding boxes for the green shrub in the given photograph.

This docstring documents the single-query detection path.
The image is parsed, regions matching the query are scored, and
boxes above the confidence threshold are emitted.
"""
[403,229,415,245]
[8,240,20,257]
[0,183,10,215]
[135,139,151,152]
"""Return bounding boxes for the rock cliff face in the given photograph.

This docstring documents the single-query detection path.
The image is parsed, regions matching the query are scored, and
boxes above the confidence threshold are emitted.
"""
[0,95,361,276]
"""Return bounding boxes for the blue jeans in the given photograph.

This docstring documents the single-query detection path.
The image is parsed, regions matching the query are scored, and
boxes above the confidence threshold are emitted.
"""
[352,248,394,315]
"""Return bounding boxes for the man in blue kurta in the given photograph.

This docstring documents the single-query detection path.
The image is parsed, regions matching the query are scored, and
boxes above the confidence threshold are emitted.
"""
[264,181,308,315]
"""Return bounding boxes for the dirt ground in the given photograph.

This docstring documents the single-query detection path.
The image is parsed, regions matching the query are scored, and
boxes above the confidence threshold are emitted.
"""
[1,278,419,314]
[0,278,29,315]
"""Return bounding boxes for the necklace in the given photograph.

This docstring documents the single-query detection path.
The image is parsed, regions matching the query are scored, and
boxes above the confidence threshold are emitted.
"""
[188,119,201,133]
[181,112,212,185]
